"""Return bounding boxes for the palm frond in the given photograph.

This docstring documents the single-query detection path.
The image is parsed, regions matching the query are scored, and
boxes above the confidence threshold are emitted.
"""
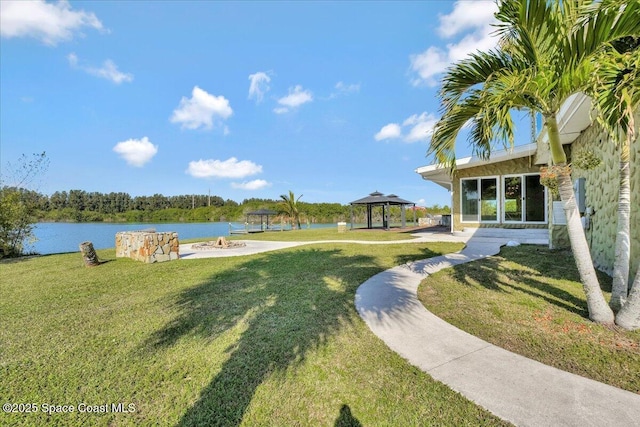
[430,0,639,172]
[570,0,640,67]
[589,42,640,145]
[429,96,482,170]
[439,49,514,108]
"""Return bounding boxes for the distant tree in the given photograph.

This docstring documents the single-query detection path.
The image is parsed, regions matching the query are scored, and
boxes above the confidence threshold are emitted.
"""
[68,189,87,211]
[0,152,49,257]
[279,191,303,229]
[49,191,68,210]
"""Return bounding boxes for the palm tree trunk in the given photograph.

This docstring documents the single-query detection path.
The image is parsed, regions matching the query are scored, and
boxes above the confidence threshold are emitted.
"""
[610,128,632,312]
[615,267,640,330]
[547,114,614,324]
[613,113,638,330]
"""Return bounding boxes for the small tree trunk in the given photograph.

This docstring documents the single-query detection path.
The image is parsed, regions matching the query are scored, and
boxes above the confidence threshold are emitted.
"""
[79,241,100,267]
[556,172,614,324]
[544,114,613,324]
[615,268,640,330]
[610,142,631,312]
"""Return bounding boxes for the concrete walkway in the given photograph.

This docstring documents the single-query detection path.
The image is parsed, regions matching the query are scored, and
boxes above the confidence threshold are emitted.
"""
[178,229,545,259]
[355,238,640,427]
[178,233,462,259]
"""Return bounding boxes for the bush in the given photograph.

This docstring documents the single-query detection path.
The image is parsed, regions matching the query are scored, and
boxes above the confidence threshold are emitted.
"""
[0,188,36,257]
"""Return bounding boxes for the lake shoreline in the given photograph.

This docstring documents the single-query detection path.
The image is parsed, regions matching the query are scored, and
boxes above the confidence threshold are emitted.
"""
[29,222,336,255]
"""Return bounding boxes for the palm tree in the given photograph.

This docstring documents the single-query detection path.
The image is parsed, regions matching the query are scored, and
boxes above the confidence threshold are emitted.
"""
[430,0,639,325]
[279,190,303,230]
[588,35,640,327]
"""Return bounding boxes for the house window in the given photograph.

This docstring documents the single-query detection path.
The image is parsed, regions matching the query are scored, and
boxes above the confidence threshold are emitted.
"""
[460,177,499,222]
[503,173,546,223]
[461,179,478,221]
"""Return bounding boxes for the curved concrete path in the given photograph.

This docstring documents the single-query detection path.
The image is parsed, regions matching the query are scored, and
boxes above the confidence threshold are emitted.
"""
[178,232,470,259]
[355,238,640,427]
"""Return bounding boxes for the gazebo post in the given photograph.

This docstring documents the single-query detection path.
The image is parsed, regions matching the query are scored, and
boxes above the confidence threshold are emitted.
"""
[401,205,406,228]
[412,204,416,226]
[385,202,390,230]
[350,205,354,229]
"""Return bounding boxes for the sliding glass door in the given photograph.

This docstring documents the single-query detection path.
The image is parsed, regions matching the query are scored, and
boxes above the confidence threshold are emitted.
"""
[503,176,522,221]
[524,174,545,222]
[480,178,498,221]
[503,174,546,223]
[460,177,498,223]
[461,174,546,224]
[461,179,478,222]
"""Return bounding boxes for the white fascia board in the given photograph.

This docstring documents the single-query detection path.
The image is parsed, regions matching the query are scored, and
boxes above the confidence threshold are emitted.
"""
[417,93,592,186]
[415,143,537,187]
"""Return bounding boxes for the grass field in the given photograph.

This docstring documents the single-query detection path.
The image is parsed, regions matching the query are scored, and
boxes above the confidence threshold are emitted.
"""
[0,238,517,427]
[418,245,640,393]
[227,227,422,242]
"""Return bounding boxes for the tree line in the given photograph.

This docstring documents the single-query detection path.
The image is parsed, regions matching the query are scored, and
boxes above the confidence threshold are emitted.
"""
[6,188,449,224]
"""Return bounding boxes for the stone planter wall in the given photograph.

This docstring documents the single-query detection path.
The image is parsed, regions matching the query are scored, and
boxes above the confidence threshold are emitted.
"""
[115,231,179,263]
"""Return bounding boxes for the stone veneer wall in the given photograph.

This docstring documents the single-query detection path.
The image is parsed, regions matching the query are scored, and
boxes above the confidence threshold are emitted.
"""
[116,231,179,263]
[567,110,640,280]
[452,156,544,231]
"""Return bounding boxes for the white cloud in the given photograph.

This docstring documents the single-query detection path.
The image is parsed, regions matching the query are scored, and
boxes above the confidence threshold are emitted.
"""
[335,81,360,92]
[447,26,497,62]
[248,72,271,103]
[409,0,498,86]
[67,52,78,66]
[186,157,262,179]
[335,81,360,94]
[231,179,271,190]
[0,0,103,45]
[171,86,233,130]
[374,123,402,141]
[67,53,133,84]
[113,137,158,167]
[409,47,450,87]
[375,112,438,143]
[437,1,498,38]
[403,112,438,142]
[86,59,133,84]
[327,81,361,99]
[274,85,313,113]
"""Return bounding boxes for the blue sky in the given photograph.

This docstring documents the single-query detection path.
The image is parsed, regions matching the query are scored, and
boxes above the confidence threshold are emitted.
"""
[1,0,532,208]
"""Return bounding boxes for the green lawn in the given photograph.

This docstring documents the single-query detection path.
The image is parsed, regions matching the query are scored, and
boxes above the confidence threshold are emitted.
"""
[418,245,640,393]
[226,227,421,242]
[1,240,515,426]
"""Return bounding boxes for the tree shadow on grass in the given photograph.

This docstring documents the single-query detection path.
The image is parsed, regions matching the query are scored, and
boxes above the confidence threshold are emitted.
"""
[449,246,613,318]
[143,247,381,426]
[334,404,362,427]
[394,246,453,266]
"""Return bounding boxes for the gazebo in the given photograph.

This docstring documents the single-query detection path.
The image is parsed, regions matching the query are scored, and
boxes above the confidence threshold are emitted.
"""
[246,209,278,231]
[350,191,416,230]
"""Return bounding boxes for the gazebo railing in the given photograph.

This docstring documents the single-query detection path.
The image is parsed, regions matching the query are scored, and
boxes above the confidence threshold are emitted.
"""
[229,222,265,234]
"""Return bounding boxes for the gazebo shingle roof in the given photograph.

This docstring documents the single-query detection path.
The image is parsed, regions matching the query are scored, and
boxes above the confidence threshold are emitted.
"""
[350,191,413,206]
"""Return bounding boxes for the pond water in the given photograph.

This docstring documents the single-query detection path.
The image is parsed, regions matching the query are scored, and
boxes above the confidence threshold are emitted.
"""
[30,222,334,255]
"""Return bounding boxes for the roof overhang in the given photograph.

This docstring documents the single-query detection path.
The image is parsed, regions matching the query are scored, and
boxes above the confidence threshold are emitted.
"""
[415,143,537,189]
[416,93,594,189]
[550,93,593,146]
